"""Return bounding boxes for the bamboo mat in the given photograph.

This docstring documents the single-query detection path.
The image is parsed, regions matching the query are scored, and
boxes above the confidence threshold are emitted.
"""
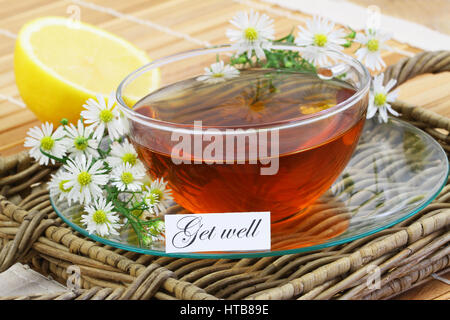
[0,0,449,299]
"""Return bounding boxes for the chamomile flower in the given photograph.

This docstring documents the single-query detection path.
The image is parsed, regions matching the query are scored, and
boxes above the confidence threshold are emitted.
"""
[149,219,165,235]
[295,16,347,66]
[81,197,121,237]
[60,154,108,204]
[48,170,73,204]
[111,163,145,191]
[367,73,400,123]
[143,178,173,215]
[143,220,165,244]
[107,139,145,170]
[355,28,392,71]
[142,233,164,246]
[226,10,275,59]
[81,91,123,140]
[24,122,67,165]
[63,120,99,158]
[197,61,240,84]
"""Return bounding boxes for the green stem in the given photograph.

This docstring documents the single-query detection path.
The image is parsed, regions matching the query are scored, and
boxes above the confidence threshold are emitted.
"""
[39,148,67,164]
[113,198,144,244]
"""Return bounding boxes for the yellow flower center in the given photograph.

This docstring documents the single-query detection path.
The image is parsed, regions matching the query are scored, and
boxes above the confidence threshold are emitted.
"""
[58,180,72,193]
[314,34,327,47]
[374,93,387,106]
[212,73,225,78]
[121,153,137,166]
[74,136,88,150]
[367,39,379,52]
[77,171,92,186]
[244,27,258,41]
[147,189,163,204]
[121,172,134,184]
[99,109,114,123]
[92,210,107,224]
[131,209,143,218]
[40,136,54,151]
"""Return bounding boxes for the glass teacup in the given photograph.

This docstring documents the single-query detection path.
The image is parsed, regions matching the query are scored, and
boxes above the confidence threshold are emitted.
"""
[116,45,370,222]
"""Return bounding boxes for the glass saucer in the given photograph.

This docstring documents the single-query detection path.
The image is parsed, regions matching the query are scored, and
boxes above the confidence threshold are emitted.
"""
[50,118,449,258]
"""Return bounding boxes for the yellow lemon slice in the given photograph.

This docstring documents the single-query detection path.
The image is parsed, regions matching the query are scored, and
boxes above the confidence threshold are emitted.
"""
[14,16,160,125]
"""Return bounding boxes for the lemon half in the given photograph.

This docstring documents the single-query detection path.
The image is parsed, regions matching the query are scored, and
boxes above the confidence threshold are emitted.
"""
[14,17,160,125]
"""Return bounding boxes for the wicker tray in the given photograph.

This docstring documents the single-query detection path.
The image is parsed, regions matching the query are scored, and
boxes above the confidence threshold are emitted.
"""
[0,51,449,300]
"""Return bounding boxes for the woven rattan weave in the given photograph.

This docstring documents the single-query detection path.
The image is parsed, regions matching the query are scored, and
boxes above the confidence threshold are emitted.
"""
[0,51,449,300]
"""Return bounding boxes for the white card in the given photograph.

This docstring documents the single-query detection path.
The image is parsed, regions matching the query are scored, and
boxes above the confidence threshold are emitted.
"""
[165,212,271,253]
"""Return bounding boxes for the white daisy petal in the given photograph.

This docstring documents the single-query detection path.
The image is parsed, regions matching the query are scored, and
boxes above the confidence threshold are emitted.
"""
[143,178,173,216]
[368,73,400,123]
[379,106,388,123]
[197,61,240,84]
[386,103,400,117]
[24,122,67,165]
[106,139,145,170]
[81,92,124,141]
[226,9,274,60]
[295,15,347,66]
[60,154,107,204]
[386,89,400,103]
[354,28,392,71]
[48,170,73,204]
[383,79,397,93]
[62,120,100,158]
[111,163,145,192]
[81,197,121,237]
[366,103,378,119]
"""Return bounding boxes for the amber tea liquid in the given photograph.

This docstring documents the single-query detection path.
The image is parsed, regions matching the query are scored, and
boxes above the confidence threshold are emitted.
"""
[130,70,366,222]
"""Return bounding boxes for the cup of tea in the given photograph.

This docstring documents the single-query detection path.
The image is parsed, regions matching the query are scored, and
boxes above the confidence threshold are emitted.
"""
[116,45,370,222]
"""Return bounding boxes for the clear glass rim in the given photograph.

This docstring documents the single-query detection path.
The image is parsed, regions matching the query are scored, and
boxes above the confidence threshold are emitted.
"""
[115,44,371,134]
